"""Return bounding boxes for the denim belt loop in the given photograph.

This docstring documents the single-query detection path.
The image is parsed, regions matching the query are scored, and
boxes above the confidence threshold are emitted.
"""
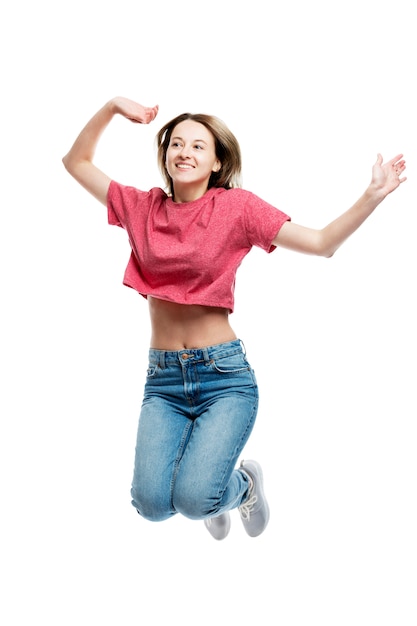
[239,339,246,355]
[159,350,166,369]
[201,347,211,363]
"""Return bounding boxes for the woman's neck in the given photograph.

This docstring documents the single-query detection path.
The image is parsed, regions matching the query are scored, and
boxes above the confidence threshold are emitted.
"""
[172,183,210,203]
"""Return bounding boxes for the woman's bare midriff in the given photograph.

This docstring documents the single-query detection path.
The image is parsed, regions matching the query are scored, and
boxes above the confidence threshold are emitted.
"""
[148,296,237,350]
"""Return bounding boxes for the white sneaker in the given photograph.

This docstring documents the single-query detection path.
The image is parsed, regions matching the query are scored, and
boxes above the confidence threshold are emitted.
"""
[238,460,270,537]
[204,512,231,540]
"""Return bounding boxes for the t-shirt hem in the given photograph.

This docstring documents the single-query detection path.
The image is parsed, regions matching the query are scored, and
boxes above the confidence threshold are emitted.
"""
[123,283,234,313]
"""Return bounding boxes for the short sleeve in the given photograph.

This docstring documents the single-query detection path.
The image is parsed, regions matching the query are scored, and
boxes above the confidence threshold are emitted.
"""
[107,180,139,228]
[243,191,291,253]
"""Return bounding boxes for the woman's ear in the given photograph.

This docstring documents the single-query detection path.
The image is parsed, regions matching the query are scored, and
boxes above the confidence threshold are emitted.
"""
[213,160,221,172]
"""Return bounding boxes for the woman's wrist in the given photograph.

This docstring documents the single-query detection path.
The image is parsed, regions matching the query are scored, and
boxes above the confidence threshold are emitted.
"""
[105,98,120,116]
[364,183,387,206]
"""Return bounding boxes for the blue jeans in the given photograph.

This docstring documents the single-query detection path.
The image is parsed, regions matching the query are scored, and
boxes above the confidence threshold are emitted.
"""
[131,339,258,521]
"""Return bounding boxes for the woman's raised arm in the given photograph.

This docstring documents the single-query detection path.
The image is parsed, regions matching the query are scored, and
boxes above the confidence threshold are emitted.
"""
[62,97,159,206]
[273,153,406,257]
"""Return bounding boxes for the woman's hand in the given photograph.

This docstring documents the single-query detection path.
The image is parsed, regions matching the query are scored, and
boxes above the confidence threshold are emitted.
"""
[112,96,159,124]
[371,153,407,198]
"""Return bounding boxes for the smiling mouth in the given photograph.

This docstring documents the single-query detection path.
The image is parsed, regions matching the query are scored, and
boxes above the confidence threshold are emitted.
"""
[176,163,194,169]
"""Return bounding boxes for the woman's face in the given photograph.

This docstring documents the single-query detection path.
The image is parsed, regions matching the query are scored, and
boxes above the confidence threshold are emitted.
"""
[165,120,221,198]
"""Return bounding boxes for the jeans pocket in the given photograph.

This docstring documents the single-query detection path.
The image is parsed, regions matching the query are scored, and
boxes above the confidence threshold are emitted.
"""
[146,365,159,378]
[210,352,250,374]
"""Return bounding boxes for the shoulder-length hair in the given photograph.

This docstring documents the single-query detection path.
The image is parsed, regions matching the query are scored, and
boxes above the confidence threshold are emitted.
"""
[156,113,242,195]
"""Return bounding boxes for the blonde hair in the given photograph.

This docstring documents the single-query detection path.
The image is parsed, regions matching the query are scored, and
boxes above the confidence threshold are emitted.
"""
[156,113,242,195]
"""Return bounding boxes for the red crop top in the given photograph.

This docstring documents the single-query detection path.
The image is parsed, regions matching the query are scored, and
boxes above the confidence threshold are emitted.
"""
[107,182,290,313]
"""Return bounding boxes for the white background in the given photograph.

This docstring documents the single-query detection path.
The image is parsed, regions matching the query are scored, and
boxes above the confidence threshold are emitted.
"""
[1,1,416,624]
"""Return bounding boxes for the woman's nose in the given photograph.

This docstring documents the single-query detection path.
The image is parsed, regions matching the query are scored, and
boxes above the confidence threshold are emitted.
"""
[179,144,191,158]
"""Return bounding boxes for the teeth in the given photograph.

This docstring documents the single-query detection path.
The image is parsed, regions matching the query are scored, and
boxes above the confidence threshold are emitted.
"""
[177,164,192,169]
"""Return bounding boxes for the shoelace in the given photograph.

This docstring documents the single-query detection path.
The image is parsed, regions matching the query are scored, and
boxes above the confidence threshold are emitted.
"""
[239,494,258,521]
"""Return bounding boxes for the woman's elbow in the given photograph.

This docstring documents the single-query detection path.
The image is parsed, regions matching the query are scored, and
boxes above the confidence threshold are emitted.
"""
[62,153,73,173]
[315,233,338,258]
[321,247,336,259]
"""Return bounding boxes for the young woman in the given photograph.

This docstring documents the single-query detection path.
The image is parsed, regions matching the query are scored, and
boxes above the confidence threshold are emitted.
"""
[62,97,406,541]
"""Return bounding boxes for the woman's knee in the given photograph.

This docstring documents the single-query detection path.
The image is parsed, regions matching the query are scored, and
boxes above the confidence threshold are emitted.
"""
[130,485,173,522]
